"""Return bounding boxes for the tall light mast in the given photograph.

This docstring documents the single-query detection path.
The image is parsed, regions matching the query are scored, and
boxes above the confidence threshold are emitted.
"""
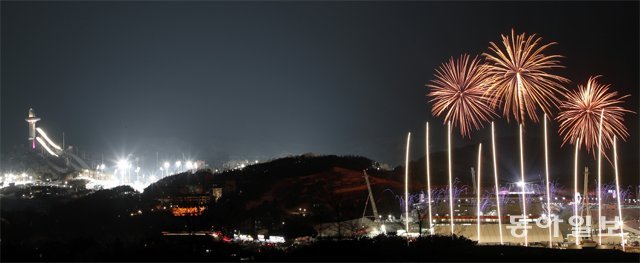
[25,108,41,149]
[363,170,379,220]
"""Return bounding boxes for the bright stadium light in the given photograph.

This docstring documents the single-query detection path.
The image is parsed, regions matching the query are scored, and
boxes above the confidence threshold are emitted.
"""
[516,181,525,188]
[186,161,193,169]
[117,159,130,170]
[163,162,170,169]
[117,159,130,185]
[175,161,182,168]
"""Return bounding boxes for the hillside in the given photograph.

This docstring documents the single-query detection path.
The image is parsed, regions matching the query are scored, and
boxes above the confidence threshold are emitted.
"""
[142,155,409,222]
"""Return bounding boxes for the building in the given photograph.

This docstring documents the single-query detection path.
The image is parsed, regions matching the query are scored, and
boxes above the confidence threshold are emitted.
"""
[25,108,41,149]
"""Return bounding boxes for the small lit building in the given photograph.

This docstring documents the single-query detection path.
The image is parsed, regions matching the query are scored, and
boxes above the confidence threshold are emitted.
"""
[171,206,206,216]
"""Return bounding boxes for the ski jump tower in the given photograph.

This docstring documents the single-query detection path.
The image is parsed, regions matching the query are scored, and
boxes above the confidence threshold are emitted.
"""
[25,108,41,149]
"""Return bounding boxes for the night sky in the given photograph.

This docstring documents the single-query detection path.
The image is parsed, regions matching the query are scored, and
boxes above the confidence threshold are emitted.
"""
[1,2,638,184]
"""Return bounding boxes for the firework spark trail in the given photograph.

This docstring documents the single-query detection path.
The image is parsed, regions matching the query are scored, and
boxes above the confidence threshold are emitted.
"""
[447,122,454,236]
[528,179,562,201]
[619,186,632,203]
[519,123,528,246]
[600,183,619,203]
[597,110,603,245]
[499,187,510,207]
[557,76,634,157]
[491,122,504,244]
[427,54,496,137]
[429,188,442,203]
[452,180,469,198]
[483,29,569,124]
[398,193,421,213]
[480,190,493,212]
[405,132,411,237]
[483,29,568,247]
[574,137,580,246]
[613,136,625,251]
[477,143,482,243]
[426,122,434,234]
[543,115,552,248]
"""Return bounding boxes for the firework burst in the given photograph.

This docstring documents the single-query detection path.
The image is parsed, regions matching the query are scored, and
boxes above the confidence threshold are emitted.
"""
[556,76,633,155]
[483,29,569,123]
[427,54,496,137]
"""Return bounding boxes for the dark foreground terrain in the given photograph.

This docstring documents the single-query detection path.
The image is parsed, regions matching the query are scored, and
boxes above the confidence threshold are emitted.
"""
[2,155,638,262]
[2,235,638,262]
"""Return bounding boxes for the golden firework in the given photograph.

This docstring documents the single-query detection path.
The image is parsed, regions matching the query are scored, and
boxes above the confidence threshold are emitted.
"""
[557,76,633,155]
[483,29,569,123]
[427,54,496,137]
